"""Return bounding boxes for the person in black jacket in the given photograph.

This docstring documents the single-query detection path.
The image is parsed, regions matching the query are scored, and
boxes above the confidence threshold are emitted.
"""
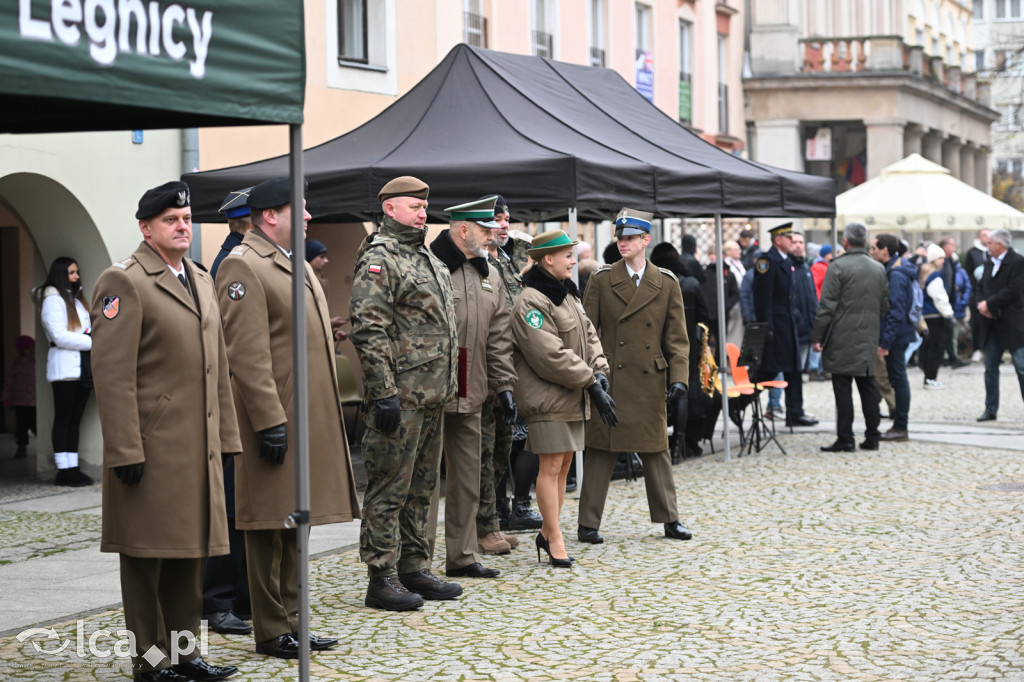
[976,229,1024,421]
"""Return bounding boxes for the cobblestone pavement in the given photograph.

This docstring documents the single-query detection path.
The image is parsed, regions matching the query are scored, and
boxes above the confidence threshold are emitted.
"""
[1,364,1023,680]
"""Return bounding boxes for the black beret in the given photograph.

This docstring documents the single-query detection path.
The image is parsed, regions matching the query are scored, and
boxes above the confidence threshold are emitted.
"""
[247,176,308,211]
[136,181,190,220]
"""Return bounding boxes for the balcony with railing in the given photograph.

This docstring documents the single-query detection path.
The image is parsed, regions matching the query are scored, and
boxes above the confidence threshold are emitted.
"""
[797,35,987,104]
[533,30,553,58]
[464,12,487,48]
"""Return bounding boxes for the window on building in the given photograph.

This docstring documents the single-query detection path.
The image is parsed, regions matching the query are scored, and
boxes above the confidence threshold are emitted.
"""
[532,0,556,57]
[976,48,986,71]
[589,0,605,67]
[338,0,368,63]
[915,27,925,47]
[974,0,983,18]
[678,20,692,125]
[635,3,652,53]
[464,0,487,47]
[996,0,1024,19]
[717,33,728,133]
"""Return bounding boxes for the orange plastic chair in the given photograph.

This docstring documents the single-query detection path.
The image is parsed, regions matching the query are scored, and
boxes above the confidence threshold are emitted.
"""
[724,342,787,455]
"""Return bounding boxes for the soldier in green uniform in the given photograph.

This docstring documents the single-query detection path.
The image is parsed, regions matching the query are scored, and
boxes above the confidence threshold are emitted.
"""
[349,176,463,611]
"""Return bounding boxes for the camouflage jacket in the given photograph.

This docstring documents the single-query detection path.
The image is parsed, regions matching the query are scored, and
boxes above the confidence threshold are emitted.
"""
[488,245,524,311]
[349,216,459,408]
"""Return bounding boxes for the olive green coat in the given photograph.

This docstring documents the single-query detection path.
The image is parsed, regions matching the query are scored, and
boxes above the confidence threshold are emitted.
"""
[217,229,360,531]
[811,247,889,376]
[583,260,689,453]
[92,243,241,558]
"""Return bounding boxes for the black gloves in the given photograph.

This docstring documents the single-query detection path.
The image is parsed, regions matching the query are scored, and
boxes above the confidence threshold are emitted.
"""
[114,462,145,485]
[666,382,687,403]
[587,382,619,427]
[594,373,610,392]
[498,391,518,425]
[374,395,401,434]
[258,424,288,465]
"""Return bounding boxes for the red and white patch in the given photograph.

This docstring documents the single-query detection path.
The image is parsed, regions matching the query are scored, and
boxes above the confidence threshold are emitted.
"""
[368,264,382,274]
[102,296,120,319]
[228,281,246,300]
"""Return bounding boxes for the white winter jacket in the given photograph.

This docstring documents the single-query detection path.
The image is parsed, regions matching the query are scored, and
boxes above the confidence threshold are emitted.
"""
[40,287,92,382]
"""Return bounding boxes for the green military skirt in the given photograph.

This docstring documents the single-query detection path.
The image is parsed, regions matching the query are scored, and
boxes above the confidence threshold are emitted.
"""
[525,420,584,455]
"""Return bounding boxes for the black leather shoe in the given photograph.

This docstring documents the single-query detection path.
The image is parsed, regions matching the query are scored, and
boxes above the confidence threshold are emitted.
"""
[820,440,855,452]
[205,610,253,635]
[664,520,692,540]
[292,632,339,651]
[859,440,879,451]
[135,670,190,682]
[977,410,997,422]
[786,415,819,427]
[255,633,300,659]
[445,562,500,578]
[171,656,238,680]
[577,525,604,544]
[399,569,463,600]
[879,428,909,442]
[365,575,424,611]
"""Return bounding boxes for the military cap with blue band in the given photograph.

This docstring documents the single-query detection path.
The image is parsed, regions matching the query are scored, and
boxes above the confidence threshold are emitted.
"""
[445,196,500,228]
[218,187,253,219]
[614,207,653,237]
[136,181,190,220]
[247,176,308,211]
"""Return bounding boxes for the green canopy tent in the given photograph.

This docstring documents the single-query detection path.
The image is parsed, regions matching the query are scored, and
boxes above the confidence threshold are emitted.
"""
[1,2,317,678]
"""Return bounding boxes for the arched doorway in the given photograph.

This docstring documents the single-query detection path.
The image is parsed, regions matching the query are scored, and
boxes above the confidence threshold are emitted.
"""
[0,172,108,481]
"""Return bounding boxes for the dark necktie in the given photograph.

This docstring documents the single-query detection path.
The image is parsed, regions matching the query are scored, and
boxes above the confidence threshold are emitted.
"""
[632,273,640,287]
[177,273,194,302]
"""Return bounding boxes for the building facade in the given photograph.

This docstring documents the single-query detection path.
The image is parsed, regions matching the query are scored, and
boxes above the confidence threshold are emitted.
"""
[745,0,997,198]
[972,0,1024,182]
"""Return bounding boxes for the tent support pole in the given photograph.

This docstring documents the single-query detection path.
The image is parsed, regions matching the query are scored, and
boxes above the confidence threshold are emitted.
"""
[567,206,584,492]
[831,217,838,255]
[714,214,731,462]
[287,124,312,682]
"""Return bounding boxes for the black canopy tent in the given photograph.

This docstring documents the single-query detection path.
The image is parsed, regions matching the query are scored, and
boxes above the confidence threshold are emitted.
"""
[184,43,834,223]
[185,43,836,462]
[2,2,319,677]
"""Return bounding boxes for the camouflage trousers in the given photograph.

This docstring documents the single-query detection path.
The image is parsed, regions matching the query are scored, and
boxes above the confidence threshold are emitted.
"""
[476,392,514,534]
[359,404,445,577]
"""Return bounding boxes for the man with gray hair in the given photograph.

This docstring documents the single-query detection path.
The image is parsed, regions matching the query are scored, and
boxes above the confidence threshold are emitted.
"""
[811,223,889,451]
[976,229,1024,421]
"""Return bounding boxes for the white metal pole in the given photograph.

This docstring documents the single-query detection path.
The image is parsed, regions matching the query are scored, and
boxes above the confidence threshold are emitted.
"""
[715,214,731,462]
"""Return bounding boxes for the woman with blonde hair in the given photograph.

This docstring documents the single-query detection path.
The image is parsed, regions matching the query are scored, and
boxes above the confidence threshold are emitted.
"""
[511,231,617,566]
[37,256,93,486]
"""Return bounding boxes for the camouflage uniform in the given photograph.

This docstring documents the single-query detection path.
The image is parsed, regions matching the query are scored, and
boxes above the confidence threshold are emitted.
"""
[476,243,524,533]
[350,215,458,577]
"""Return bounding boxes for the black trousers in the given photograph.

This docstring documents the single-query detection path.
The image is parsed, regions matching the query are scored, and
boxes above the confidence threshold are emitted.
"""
[831,374,881,444]
[921,318,948,381]
[14,406,36,446]
[51,379,90,453]
[202,517,249,616]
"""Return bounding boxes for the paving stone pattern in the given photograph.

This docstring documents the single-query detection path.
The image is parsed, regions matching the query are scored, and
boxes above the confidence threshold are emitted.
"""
[1,365,1023,679]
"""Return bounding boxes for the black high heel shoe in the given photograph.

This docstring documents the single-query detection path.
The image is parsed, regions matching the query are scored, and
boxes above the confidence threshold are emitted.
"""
[535,533,573,568]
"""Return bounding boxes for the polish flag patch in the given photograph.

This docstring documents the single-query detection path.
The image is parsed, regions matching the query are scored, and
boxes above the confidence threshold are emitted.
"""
[368,264,382,274]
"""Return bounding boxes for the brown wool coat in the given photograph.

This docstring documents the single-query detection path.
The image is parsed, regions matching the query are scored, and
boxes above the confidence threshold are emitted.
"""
[92,243,242,558]
[583,260,690,453]
[216,230,360,531]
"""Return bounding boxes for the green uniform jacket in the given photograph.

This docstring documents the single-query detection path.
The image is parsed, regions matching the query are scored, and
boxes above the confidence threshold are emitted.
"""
[217,229,360,531]
[583,260,689,453]
[512,268,608,423]
[92,243,241,558]
[349,216,459,408]
[811,247,889,376]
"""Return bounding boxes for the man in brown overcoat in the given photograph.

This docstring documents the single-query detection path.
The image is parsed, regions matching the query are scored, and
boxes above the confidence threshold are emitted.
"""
[216,177,360,659]
[91,181,241,682]
[578,208,694,544]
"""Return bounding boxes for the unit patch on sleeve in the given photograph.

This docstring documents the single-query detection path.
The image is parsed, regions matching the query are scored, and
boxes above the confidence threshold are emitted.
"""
[525,309,544,329]
[755,257,770,275]
[227,281,246,300]
[368,264,382,274]
[102,296,120,319]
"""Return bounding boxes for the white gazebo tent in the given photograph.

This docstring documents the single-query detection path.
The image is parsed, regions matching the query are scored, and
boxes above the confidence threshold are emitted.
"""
[836,153,1024,232]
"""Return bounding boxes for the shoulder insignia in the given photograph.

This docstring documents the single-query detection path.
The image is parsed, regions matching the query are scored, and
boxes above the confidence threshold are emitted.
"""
[227,281,246,301]
[367,264,383,274]
[525,309,544,329]
[658,266,678,281]
[229,246,245,256]
[755,257,770,275]
[595,264,612,272]
[102,296,120,319]
[112,256,136,270]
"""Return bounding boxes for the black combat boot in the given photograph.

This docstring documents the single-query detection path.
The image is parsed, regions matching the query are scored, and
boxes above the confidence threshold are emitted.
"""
[508,496,543,530]
[496,496,512,531]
